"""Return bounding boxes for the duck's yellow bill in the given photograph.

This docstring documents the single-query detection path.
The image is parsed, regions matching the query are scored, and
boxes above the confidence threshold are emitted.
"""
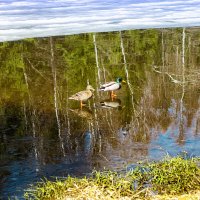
[122,80,126,83]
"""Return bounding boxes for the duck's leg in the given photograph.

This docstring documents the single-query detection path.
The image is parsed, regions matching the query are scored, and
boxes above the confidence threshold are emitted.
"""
[110,91,117,98]
[80,101,83,109]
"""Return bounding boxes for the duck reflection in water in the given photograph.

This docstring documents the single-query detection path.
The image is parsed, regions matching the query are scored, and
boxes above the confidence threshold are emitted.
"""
[69,107,93,121]
[99,98,122,110]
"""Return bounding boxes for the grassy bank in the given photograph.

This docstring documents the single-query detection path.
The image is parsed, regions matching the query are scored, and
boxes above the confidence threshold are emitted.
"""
[24,156,200,200]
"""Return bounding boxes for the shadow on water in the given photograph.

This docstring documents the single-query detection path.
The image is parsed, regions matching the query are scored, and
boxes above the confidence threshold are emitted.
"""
[0,27,200,198]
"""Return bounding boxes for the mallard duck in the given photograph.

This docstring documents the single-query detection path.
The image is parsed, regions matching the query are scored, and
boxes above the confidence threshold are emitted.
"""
[69,85,95,108]
[99,77,126,98]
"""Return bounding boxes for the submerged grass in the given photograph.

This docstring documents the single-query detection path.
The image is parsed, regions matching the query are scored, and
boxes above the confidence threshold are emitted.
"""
[24,156,200,200]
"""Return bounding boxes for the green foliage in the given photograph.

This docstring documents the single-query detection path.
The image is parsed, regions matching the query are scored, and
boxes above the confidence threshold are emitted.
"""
[93,170,133,196]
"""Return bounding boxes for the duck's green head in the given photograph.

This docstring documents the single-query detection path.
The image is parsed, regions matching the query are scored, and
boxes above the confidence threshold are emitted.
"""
[116,77,126,83]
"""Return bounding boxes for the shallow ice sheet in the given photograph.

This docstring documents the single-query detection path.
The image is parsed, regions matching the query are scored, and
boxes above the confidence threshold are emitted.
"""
[0,0,200,41]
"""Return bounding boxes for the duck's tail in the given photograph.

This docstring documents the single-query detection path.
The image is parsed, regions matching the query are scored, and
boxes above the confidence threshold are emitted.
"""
[69,96,75,100]
[99,86,105,91]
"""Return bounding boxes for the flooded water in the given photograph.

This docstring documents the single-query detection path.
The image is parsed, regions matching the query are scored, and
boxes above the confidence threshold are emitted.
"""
[0,27,200,199]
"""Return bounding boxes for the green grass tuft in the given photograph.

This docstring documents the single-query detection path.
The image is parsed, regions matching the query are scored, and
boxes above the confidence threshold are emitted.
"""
[24,156,200,200]
[149,157,200,194]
